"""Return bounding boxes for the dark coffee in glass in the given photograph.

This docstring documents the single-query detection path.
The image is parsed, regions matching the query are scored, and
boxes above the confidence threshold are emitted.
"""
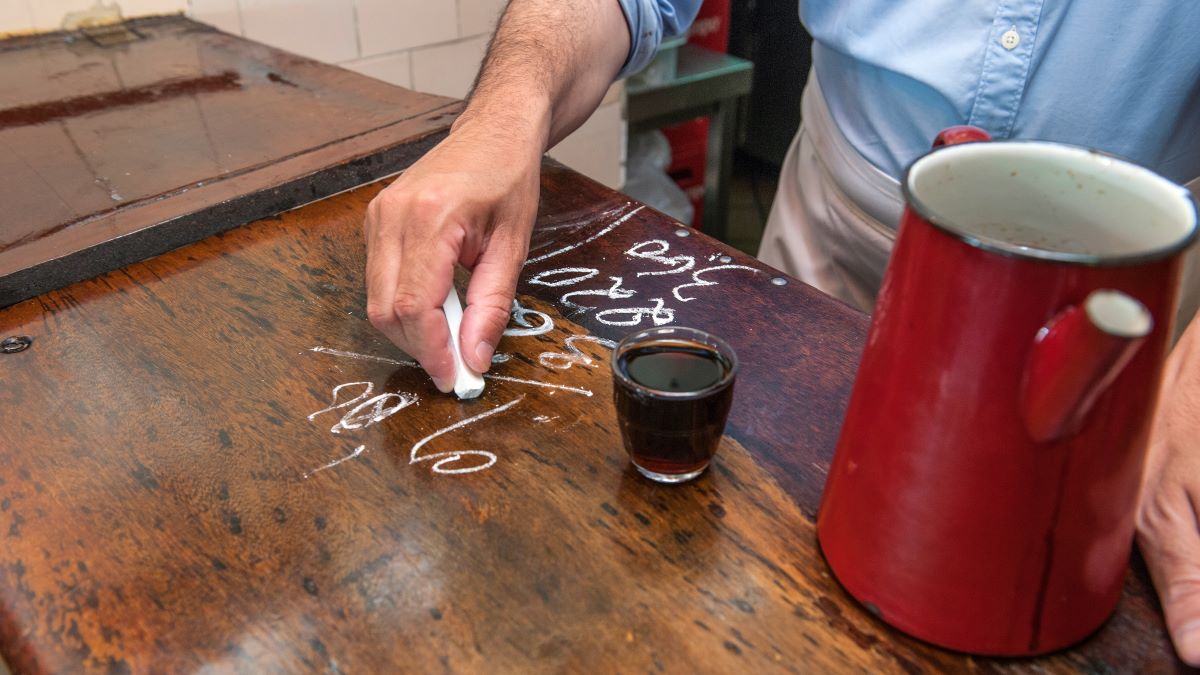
[612,327,738,483]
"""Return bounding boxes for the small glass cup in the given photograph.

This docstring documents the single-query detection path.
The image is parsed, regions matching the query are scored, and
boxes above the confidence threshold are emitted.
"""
[611,326,738,483]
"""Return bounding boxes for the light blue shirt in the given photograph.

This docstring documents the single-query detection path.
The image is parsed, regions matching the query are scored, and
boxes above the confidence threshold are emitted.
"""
[618,1,1200,184]
[616,0,703,81]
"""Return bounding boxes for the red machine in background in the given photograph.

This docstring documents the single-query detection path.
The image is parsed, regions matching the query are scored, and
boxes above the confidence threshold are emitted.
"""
[661,0,730,229]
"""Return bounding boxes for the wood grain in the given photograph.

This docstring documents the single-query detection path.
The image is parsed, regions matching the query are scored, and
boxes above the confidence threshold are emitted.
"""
[0,162,1182,672]
[0,16,460,307]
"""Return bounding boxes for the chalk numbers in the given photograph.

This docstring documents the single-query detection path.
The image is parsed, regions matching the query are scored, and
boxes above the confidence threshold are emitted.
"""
[528,237,758,328]
[306,381,417,435]
[303,213,757,478]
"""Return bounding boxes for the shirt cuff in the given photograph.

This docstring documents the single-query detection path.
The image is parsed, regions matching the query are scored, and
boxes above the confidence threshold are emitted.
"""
[615,0,700,79]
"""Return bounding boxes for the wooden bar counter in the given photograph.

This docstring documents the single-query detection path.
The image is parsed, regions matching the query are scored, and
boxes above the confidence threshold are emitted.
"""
[0,162,1182,672]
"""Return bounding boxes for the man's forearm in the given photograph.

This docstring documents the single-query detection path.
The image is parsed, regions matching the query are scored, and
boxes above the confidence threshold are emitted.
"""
[458,0,631,150]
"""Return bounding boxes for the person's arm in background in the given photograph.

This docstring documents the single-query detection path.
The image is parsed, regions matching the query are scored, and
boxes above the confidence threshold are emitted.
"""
[1139,314,1200,666]
[363,0,701,392]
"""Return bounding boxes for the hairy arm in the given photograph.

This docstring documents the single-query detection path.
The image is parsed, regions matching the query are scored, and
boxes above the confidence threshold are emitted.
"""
[466,0,632,149]
[363,0,634,392]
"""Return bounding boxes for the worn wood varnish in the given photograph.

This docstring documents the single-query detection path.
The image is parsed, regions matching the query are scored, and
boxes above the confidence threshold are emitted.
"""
[0,163,1181,672]
[0,16,460,307]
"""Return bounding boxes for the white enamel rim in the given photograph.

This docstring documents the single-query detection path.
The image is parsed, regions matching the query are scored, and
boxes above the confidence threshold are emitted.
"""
[1085,290,1153,338]
[902,141,1199,265]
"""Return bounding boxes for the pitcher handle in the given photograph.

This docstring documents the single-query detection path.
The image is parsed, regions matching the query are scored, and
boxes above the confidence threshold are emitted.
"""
[1021,290,1153,443]
[932,125,992,149]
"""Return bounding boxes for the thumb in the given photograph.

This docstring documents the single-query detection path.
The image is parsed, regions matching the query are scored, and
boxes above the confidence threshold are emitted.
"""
[1156,546,1200,666]
[1138,486,1200,666]
[460,228,528,373]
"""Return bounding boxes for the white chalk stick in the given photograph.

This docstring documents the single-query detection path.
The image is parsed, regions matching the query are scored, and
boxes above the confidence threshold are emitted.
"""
[442,285,485,399]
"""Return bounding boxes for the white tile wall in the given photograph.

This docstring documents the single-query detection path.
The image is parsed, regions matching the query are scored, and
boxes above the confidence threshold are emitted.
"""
[341,50,412,89]
[9,0,185,32]
[458,0,504,37]
[0,1,34,35]
[548,101,626,189]
[601,80,625,107]
[409,33,488,100]
[117,0,187,17]
[356,0,456,57]
[0,0,626,188]
[238,0,357,64]
[189,0,241,33]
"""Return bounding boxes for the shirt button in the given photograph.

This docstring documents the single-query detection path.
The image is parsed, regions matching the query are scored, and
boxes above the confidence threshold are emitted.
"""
[1001,29,1020,50]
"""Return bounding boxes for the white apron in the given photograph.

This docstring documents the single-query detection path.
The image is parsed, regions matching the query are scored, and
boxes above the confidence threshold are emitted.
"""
[758,73,1200,339]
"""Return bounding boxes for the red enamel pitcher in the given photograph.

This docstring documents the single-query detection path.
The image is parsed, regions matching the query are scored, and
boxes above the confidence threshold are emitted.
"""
[817,127,1198,655]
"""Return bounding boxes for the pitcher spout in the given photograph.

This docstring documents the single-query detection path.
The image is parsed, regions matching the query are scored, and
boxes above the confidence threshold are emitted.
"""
[1021,290,1153,443]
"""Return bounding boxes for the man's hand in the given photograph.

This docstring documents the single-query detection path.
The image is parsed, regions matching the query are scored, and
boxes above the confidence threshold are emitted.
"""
[1138,318,1200,666]
[363,0,635,390]
[364,113,543,392]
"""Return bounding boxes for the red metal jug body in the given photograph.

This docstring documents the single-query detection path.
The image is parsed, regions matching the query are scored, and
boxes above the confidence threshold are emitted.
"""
[817,128,1198,655]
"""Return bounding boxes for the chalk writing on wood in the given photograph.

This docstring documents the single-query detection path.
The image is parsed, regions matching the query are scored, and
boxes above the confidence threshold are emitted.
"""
[523,204,645,266]
[331,391,418,434]
[304,445,366,479]
[300,218,761,479]
[306,381,419,434]
[307,381,376,422]
[529,267,600,287]
[304,381,419,477]
[308,347,416,368]
[525,203,636,261]
[481,374,593,397]
[671,264,760,303]
[539,335,617,371]
[305,298,598,477]
[627,239,696,277]
[409,396,526,475]
[525,237,763,329]
[561,276,636,313]
[503,299,554,337]
[310,346,595,399]
[595,299,675,327]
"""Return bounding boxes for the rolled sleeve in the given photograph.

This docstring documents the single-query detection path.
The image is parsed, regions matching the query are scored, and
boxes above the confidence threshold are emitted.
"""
[614,0,704,79]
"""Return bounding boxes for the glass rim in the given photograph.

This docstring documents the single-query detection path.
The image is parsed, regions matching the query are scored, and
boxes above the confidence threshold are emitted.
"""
[610,326,739,400]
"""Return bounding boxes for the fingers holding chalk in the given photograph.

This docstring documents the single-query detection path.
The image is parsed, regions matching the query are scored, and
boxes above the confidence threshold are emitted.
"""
[443,285,486,399]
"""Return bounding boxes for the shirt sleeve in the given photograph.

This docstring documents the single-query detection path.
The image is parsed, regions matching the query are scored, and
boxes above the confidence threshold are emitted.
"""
[615,0,704,79]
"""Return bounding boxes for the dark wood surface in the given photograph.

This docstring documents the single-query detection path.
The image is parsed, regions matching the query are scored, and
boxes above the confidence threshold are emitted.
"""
[0,16,459,307]
[0,162,1183,672]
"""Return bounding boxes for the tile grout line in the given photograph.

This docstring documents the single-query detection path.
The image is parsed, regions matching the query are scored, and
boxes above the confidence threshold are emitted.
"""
[351,0,362,59]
